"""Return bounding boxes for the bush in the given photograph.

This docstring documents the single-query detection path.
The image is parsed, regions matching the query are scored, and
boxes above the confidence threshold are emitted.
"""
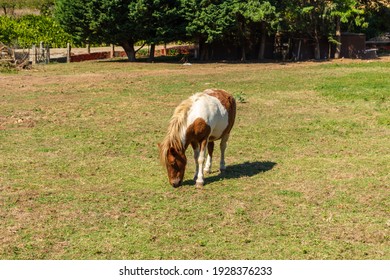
[0,16,17,44]
[0,15,72,48]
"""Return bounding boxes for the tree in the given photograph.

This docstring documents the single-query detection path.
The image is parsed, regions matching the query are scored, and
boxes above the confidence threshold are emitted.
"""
[230,0,278,60]
[55,0,141,61]
[55,0,187,61]
[50,0,388,62]
[128,0,186,61]
[279,0,366,60]
[183,0,278,61]
[328,0,366,59]
[183,0,235,60]
[298,1,330,60]
[54,0,91,44]
[0,0,16,15]
[359,0,390,38]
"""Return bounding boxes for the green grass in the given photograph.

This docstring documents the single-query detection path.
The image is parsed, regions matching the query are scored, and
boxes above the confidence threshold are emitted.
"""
[0,59,389,260]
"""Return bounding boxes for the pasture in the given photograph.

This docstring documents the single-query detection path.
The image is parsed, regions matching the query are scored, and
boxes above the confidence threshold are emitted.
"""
[0,58,389,259]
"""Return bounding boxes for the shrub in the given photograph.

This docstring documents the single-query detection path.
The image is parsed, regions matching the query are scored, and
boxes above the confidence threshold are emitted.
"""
[0,15,72,48]
[0,16,17,44]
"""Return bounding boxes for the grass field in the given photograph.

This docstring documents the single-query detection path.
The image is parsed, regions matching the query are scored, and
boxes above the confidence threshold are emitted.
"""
[0,58,389,260]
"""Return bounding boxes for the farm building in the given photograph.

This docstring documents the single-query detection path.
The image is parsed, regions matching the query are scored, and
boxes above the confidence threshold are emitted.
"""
[366,33,390,52]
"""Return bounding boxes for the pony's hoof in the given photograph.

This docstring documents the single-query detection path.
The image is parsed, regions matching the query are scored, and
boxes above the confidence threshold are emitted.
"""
[204,169,212,174]
[195,182,204,188]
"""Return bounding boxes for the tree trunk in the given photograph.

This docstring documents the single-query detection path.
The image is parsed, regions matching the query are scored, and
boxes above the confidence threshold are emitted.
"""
[204,46,209,61]
[241,44,246,62]
[314,39,321,60]
[334,16,341,59]
[258,22,266,60]
[314,28,321,60]
[297,39,302,61]
[2,4,15,16]
[239,20,246,62]
[201,43,209,61]
[311,11,321,60]
[148,43,155,62]
[121,40,136,62]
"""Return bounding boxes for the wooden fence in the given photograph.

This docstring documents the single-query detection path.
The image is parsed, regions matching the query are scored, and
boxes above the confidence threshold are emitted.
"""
[1,43,195,66]
[28,43,123,64]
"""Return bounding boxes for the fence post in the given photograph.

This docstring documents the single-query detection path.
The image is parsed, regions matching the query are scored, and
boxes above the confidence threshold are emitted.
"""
[66,43,71,63]
[31,45,37,65]
[45,45,50,64]
[40,41,44,58]
[110,44,115,58]
[86,43,90,54]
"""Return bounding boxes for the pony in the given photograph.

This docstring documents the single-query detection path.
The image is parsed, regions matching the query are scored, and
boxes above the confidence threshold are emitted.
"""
[159,89,236,187]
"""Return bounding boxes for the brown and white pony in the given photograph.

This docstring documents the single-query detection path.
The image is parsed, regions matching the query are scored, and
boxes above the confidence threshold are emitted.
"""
[159,89,236,187]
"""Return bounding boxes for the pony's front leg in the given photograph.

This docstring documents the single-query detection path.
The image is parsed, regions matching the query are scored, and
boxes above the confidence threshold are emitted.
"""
[195,140,208,187]
[192,143,199,181]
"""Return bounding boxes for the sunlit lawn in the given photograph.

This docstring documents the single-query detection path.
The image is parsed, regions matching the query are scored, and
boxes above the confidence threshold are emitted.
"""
[0,58,389,259]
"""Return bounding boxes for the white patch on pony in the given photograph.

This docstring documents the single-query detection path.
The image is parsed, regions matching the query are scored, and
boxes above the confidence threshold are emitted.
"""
[204,154,212,173]
[182,92,229,143]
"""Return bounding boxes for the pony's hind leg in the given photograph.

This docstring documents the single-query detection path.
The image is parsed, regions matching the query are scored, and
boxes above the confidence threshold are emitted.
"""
[204,141,214,174]
[219,134,230,172]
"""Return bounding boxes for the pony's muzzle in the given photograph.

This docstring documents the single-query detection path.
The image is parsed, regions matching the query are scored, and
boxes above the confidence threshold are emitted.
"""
[171,178,182,188]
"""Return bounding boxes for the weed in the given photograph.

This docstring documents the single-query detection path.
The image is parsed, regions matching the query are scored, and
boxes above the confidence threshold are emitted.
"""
[234,91,247,103]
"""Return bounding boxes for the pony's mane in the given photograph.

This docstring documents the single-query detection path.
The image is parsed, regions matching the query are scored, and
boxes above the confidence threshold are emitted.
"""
[159,92,205,166]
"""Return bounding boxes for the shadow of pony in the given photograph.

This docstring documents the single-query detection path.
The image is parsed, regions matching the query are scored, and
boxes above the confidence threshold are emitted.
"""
[183,161,277,186]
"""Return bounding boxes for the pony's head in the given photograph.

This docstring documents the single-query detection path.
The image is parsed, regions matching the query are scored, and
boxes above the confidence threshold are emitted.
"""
[159,95,193,187]
[164,146,187,188]
[159,143,187,187]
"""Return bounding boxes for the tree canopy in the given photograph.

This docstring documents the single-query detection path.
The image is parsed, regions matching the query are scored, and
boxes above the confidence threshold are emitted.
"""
[51,0,390,61]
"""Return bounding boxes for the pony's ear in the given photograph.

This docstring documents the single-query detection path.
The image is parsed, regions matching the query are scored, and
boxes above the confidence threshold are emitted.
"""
[157,143,161,149]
